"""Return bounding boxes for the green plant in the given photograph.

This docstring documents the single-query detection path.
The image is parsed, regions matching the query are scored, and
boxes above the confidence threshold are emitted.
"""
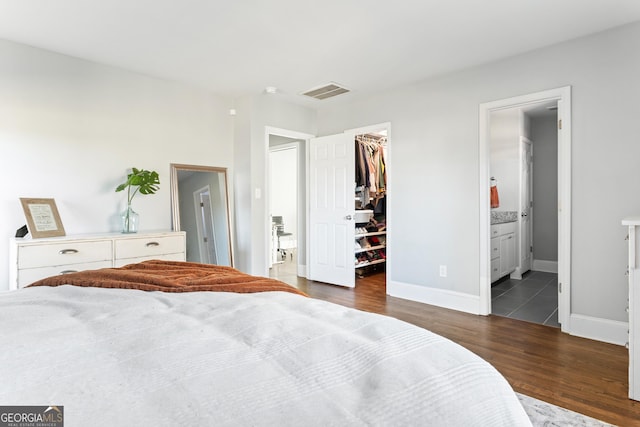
[115,167,160,205]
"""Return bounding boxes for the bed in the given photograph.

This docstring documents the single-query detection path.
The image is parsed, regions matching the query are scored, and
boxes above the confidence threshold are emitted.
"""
[0,260,531,426]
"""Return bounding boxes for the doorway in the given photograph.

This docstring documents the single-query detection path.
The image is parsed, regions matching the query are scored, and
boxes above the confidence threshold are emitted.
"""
[307,122,391,290]
[489,104,560,326]
[264,127,314,284]
[479,86,572,333]
[268,138,299,283]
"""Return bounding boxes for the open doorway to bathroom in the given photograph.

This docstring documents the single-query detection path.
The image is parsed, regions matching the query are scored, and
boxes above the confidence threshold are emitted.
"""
[489,102,560,327]
[479,86,571,332]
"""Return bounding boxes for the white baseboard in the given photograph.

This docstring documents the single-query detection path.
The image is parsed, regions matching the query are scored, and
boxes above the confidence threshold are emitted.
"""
[387,280,481,315]
[569,313,628,346]
[533,259,558,273]
[297,264,307,278]
[510,268,523,280]
[388,282,626,347]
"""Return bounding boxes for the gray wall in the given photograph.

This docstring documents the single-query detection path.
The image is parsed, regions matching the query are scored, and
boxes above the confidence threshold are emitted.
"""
[233,95,316,275]
[531,114,558,262]
[316,21,640,325]
[0,39,233,290]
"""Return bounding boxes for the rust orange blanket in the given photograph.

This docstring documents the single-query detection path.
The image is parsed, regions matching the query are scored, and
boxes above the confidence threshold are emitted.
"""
[28,260,307,297]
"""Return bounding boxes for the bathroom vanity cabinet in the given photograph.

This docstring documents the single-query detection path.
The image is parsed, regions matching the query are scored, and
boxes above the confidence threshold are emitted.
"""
[490,221,517,283]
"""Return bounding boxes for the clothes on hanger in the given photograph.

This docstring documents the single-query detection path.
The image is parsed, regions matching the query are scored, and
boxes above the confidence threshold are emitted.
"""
[355,135,387,207]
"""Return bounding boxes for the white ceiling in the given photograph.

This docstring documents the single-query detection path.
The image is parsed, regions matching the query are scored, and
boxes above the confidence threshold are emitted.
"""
[1,0,640,107]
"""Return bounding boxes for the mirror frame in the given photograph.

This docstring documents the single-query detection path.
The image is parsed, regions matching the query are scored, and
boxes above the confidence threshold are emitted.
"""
[170,163,233,267]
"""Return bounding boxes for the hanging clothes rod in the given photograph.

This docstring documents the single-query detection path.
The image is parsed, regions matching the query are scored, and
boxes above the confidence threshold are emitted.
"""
[356,135,387,146]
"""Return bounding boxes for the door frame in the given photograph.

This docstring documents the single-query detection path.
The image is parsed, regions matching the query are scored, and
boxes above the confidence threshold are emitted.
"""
[264,126,315,278]
[479,86,571,332]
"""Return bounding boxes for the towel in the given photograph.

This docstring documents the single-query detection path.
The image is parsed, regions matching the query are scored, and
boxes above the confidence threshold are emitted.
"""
[490,184,500,208]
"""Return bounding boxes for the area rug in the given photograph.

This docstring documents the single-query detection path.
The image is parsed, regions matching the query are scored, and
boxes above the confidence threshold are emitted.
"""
[517,393,615,426]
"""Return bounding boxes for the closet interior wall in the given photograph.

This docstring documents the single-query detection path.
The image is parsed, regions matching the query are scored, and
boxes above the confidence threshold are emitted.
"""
[354,134,388,276]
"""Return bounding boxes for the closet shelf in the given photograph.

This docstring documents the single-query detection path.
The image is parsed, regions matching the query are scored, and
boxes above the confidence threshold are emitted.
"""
[355,231,386,238]
[355,244,386,254]
[355,259,386,269]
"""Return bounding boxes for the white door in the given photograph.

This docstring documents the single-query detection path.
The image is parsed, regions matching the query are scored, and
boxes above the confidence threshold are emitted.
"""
[308,133,355,287]
[520,137,533,274]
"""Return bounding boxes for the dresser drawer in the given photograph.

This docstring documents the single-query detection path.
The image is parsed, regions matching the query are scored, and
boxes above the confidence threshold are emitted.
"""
[115,234,185,261]
[17,260,113,288]
[10,232,185,291]
[114,252,186,268]
[17,240,112,269]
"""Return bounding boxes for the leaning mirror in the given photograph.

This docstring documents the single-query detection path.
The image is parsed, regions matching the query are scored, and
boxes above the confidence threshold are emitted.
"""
[170,164,233,267]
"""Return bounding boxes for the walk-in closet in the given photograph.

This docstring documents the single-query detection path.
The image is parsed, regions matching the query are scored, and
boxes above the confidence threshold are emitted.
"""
[354,132,387,279]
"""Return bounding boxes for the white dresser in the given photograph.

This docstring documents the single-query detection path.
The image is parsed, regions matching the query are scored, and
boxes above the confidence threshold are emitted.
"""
[9,231,186,290]
[623,217,640,401]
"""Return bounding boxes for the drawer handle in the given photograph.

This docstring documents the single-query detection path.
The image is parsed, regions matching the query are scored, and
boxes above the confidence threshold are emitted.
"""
[146,242,160,247]
[59,249,79,255]
[59,270,78,274]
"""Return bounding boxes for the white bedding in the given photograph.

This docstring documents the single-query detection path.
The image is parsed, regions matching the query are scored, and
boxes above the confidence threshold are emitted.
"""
[0,286,531,426]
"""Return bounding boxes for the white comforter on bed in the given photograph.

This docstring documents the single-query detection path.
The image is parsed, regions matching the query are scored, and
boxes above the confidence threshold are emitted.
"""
[0,286,531,426]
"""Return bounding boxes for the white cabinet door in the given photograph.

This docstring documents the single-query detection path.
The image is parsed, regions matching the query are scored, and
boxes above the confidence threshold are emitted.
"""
[499,235,508,277]
[503,233,517,275]
[308,133,355,287]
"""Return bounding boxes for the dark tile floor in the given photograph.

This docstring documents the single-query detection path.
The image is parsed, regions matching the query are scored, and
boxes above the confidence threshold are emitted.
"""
[491,270,560,328]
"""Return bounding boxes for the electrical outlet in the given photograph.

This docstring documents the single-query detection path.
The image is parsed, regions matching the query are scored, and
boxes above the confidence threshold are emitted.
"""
[439,265,447,277]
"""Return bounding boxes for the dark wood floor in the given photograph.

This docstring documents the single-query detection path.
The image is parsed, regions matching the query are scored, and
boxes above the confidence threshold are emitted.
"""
[286,272,640,426]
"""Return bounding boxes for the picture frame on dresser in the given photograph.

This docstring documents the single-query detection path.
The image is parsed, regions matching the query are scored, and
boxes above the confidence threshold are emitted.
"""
[19,198,66,238]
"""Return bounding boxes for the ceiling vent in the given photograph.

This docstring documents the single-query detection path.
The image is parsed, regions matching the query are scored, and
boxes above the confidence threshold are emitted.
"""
[302,83,350,100]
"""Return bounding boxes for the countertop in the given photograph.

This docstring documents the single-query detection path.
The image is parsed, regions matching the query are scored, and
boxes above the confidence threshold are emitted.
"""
[491,211,518,225]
